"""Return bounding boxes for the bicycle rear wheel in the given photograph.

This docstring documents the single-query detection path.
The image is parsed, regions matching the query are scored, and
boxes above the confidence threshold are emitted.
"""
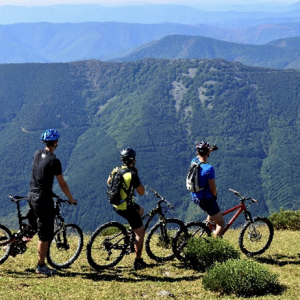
[145,218,185,262]
[86,222,127,270]
[173,221,211,261]
[0,224,12,265]
[238,216,274,256]
[47,224,83,269]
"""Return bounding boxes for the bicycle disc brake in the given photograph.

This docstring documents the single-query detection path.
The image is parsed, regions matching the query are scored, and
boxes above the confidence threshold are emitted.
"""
[248,226,262,242]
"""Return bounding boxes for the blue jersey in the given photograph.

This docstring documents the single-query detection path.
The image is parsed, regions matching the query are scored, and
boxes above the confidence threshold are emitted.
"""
[190,157,215,200]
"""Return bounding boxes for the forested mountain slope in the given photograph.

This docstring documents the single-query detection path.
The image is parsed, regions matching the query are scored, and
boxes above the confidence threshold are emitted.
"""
[116,35,300,70]
[0,59,300,231]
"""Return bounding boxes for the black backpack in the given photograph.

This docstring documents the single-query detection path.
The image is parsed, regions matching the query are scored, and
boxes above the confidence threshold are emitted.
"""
[107,167,133,205]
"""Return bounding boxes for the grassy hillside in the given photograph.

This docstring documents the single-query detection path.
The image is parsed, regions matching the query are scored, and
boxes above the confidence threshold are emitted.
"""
[0,59,300,231]
[0,229,299,299]
[115,35,300,70]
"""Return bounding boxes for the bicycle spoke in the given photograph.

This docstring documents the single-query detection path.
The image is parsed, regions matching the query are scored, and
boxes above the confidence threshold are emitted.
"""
[87,222,127,270]
[47,224,83,269]
[173,221,211,261]
[239,217,274,256]
[0,225,12,264]
[146,218,184,262]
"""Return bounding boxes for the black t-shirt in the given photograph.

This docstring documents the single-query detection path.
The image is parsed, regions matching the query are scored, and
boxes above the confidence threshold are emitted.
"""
[29,149,62,194]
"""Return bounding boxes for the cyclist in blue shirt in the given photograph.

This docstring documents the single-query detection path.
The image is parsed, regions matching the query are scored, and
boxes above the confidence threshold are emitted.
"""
[191,142,225,237]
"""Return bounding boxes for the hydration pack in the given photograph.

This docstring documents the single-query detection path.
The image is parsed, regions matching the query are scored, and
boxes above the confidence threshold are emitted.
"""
[107,167,132,205]
[186,161,206,193]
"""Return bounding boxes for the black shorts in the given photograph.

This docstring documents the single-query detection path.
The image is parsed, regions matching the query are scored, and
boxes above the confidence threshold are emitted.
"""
[114,202,143,230]
[27,192,55,242]
[199,197,220,216]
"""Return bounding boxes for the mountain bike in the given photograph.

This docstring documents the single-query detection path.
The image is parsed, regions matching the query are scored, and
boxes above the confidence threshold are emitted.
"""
[173,188,274,261]
[0,194,83,269]
[86,188,185,270]
[46,193,83,269]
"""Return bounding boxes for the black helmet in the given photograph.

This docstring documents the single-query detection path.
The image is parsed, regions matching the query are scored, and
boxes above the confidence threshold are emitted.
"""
[196,141,211,155]
[120,147,136,164]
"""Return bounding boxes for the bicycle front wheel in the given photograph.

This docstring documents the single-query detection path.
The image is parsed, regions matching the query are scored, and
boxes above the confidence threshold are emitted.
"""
[172,221,211,261]
[86,222,128,270]
[145,218,184,262]
[47,224,83,269]
[238,216,274,256]
[0,224,12,265]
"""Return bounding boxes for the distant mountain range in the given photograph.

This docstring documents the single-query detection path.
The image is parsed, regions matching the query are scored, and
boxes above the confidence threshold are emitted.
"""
[0,4,300,28]
[186,1,300,12]
[115,35,300,70]
[1,21,300,64]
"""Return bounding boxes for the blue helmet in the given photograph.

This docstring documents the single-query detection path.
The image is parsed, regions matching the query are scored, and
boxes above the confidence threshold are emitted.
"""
[41,129,60,142]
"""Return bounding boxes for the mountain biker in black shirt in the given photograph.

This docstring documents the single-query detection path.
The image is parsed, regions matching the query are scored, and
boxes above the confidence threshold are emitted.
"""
[27,129,77,276]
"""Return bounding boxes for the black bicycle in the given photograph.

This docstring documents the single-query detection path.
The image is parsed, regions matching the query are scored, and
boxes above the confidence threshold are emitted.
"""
[46,193,83,269]
[0,194,83,269]
[86,188,185,270]
[0,195,35,264]
[173,189,274,261]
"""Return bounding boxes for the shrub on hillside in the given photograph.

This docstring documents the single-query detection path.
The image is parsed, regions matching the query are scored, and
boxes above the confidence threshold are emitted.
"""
[202,259,281,297]
[269,208,300,230]
[184,237,240,271]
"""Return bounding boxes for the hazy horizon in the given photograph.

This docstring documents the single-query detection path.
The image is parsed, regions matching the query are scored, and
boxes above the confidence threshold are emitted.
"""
[0,0,298,7]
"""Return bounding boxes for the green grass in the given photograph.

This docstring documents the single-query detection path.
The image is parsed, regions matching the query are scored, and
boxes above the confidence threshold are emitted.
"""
[0,230,299,299]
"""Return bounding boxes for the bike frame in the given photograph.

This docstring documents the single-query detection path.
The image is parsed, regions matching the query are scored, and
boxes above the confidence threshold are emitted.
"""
[211,201,253,235]
[107,198,171,249]
[0,197,28,247]
[0,195,68,248]
[54,201,66,229]
[142,199,167,231]
[221,202,246,235]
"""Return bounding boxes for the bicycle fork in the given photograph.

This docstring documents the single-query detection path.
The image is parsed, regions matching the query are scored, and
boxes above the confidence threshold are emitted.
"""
[244,211,262,241]
[54,224,70,251]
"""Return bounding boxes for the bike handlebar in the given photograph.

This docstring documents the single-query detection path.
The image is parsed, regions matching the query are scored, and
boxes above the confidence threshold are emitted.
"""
[52,193,76,205]
[150,188,175,210]
[228,188,258,203]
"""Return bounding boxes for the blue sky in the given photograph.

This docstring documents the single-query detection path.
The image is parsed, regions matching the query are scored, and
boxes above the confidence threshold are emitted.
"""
[0,0,298,6]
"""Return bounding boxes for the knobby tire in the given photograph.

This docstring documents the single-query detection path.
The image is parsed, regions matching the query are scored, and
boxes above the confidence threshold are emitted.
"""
[86,221,128,270]
[0,224,12,265]
[47,223,83,269]
[145,218,185,262]
[172,221,211,261]
[238,216,274,256]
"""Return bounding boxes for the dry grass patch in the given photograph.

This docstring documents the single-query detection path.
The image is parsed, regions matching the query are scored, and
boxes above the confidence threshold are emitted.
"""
[0,230,299,299]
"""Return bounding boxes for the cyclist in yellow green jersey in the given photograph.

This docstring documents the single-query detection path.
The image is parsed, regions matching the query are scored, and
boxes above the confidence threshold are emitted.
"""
[107,147,148,270]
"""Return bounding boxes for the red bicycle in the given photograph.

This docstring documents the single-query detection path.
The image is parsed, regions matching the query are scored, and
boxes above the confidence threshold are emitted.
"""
[173,188,274,261]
